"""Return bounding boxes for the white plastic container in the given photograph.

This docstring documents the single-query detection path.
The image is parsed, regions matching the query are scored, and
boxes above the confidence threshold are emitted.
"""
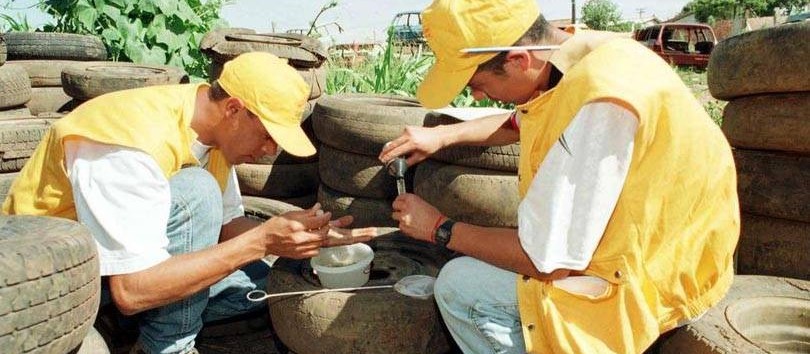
[310,243,374,289]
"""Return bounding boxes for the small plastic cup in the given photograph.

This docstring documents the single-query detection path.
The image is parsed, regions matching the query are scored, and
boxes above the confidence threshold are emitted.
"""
[310,243,374,289]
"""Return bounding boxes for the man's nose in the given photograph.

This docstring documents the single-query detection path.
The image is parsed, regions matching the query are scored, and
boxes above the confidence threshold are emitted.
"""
[471,89,488,101]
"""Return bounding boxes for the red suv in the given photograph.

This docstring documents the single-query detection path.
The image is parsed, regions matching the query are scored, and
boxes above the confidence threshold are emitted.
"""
[634,23,717,69]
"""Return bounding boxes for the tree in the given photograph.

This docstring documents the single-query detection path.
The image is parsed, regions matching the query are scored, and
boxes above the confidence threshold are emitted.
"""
[683,0,809,23]
[582,0,623,30]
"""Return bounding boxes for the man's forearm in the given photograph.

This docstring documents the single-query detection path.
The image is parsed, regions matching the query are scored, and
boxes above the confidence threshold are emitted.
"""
[447,222,569,280]
[108,230,265,315]
[440,113,519,147]
[220,216,261,242]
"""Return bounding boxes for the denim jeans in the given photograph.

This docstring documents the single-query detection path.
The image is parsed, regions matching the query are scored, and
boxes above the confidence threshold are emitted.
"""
[434,257,526,354]
[108,167,270,354]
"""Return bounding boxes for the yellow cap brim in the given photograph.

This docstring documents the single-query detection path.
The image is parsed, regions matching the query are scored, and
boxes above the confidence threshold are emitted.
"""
[260,120,316,157]
[417,61,477,109]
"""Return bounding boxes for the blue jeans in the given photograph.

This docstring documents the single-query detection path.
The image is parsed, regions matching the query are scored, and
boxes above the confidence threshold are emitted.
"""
[434,257,526,354]
[104,168,270,354]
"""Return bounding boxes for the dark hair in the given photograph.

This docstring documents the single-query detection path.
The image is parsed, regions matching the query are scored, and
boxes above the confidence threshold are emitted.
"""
[477,15,554,75]
[208,80,231,101]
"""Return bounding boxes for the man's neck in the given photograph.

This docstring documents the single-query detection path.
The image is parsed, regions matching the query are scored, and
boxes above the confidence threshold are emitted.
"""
[190,85,219,146]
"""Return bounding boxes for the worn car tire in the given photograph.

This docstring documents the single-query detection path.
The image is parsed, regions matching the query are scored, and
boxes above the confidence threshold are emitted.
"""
[62,62,189,101]
[425,112,520,172]
[0,172,18,202]
[25,87,73,115]
[0,118,57,173]
[737,213,809,280]
[659,275,810,354]
[236,162,319,199]
[268,228,451,354]
[708,22,810,100]
[242,196,302,221]
[4,32,107,61]
[0,64,32,110]
[0,107,32,119]
[0,36,7,66]
[734,149,809,223]
[313,94,429,156]
[73,327,110,354]
[206,36,324,69]
[722,93,810,154]
[8,60,84,87]
[0,215,100,354]
[319,144,413,199]
[317,184,396,228]
[415,159,519,227]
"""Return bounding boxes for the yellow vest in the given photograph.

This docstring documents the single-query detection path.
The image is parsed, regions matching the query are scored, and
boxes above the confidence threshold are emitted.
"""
[3,84,231,219]
[516,38,739,353]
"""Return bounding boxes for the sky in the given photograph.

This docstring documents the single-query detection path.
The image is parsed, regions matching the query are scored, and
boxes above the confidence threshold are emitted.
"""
[3,0,691,45]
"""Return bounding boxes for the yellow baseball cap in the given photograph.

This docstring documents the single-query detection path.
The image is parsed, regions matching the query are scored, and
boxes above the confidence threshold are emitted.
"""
[417,0,540,109]
[218,52,315,157]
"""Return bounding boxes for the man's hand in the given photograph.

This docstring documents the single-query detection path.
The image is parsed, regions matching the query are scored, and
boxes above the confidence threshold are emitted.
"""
[261,203,331,259]
[379,125,447,167]
[323,215,379,247]
[391,193,444,242]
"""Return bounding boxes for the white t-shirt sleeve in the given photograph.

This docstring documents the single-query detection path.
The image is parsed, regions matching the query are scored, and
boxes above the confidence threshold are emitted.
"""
[518,102,638,273]
[65,139,172,276]
[222,166,245,224]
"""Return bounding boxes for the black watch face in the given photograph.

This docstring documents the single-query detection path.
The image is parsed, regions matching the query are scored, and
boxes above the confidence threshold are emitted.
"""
[436,225,451,245]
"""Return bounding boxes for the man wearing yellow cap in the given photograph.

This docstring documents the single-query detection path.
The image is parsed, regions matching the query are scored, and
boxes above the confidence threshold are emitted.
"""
[4,52,376,354]
[380,0,739,353]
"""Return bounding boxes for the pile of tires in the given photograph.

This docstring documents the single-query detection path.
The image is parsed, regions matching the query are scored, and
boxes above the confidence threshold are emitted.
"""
[415,112,520,227]
[311,94,430,227]
[201,28,328,211]
[707,22,809,281]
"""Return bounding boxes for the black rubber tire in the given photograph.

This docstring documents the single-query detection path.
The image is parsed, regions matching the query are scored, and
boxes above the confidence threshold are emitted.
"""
[737,213,809,280]
[25,87,73,115]
[659,275,810,354]
[73,327,110,354]
[0,118,57,173]
[708,22,810,100]
[319,144,414,199]
[0,215,101,354]
[236,162,319,199]
[0,172,19,203]
[62,61,189,101]
[268,228,451,354]
[206,34,324,68]
[425,112,520,172]
[734,149,809,223]
[4,32,107,61]
[199,27,255,53]
[312,94,429,156]
[317,184,397,228]
[414,159,519,227]
[722,93,810,154]
[8,60,84,87]
[0,64,32,110]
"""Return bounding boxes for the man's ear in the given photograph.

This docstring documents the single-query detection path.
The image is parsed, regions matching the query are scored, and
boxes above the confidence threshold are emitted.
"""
[223,97,246,117]
[505,50,532,71]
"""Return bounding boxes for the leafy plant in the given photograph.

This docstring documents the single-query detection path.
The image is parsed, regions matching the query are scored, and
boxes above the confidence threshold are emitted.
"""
[0,1,38,32]
[683,0,810,22]
[40,0,231,80]
[582,0,622,31]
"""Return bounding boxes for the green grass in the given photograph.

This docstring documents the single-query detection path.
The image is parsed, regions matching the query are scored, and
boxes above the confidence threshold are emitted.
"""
[676,67,726,126]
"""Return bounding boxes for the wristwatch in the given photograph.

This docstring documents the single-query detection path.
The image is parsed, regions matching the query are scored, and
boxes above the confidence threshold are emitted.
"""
[434,219,456,248]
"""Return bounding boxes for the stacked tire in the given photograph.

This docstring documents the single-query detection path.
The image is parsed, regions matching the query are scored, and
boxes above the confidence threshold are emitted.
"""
[311,94,429,227]
[707,22,809,281]
[415,113,520,227]
[201,28,327,212]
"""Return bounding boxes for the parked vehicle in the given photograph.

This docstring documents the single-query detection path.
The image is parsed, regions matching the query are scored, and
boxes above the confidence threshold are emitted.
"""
[634,23,717,69]
[390,11,424,44]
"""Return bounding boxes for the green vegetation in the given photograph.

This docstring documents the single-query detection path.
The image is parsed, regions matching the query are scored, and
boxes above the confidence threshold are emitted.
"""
[682,0,810,23]
[581,0,636,32]
[677,67,726,125]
